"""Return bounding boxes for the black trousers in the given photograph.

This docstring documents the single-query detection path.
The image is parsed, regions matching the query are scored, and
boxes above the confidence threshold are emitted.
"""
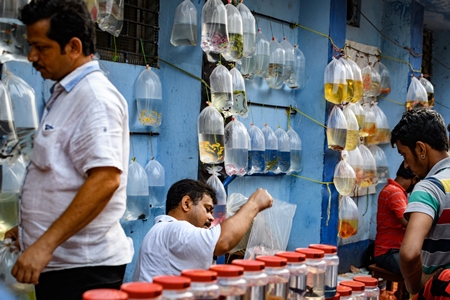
[35,264,126,300]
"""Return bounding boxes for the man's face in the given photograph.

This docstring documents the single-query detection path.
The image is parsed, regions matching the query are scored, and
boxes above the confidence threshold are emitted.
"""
[26,19,72,81]
[396,141,428,179]
[188,194,215,229]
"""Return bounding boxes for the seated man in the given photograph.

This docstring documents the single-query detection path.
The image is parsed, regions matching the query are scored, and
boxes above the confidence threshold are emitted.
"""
[374,161,418,275]
[133,179,273,281]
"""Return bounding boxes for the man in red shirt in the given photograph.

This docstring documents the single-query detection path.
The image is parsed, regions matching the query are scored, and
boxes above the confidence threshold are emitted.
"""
[374,161,418,275]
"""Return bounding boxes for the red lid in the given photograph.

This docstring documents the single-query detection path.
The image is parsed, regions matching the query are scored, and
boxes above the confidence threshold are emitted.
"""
[152,276,191,290]
[121,282,162,299]
[325,292,340,300]
[83,289,128,300]
[232,259,265,271]
[339,281,365,292]
[295,248,325,259]
[181,270,218,282]
[276,251,306,263]
[337,285,352,296]
[309,244,338,254]
[209,265,244,277]
[353,276,378,287]
[255,256,288,267]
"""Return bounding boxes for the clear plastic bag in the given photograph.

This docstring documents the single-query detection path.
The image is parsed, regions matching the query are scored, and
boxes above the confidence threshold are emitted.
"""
[358,144,378,188]
[286,127,302,174]
[97,0,124,37]
[326,105,348,151]
[0,0,29,62]
[406,76,428,110]
[366,102,390,145]
[197,105,225,164]
[222,2,243,62]
[224,118,249,176]
[362,63,381,97]
[226,193,250,253]
[333,151,356,196]
[347,101,365,136]
[254,29,270,78]
[338,196,359,239]
[170,0,197,47]
[347,147,364,187]
[0,81,19,165]
[324,57,347,104]
[339,57,354,103]
[201,0,229,54]
[419,75,434,108]
[85,0,99,21]
[281,37,296,88]
[261,125,278,173]
[265,37,285,89]
[290,44,306,90]
[346,58,363,103]
[224,68,248,118]
[206,165,227,205]
[210,64,233,112]
[245,199,297,259]
[236,1,255,58]
[247,125,265,175]
[375,61,391,96]
[369,145,389,184]
[135,66,162,128]
[361,100,376,137]
[124,160,149,220]
[343,105,359,151]
[274,127,290,174]
[145,159,165,209]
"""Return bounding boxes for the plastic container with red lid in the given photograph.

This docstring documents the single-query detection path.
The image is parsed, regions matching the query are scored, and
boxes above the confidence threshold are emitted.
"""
[276,251,307,299]
[295,248,326,299]
[232,259,268,300]
[336,285,352,299]
[83,289,129,300]
[339,280,365,300]
[181,270,220,300]
[121,282,163,300]
[209,265,246,298]
[255,256,290,300]
[325,292,341,300]
[152,275,193,300]
[309,244,339,298]
[353,276,379,300]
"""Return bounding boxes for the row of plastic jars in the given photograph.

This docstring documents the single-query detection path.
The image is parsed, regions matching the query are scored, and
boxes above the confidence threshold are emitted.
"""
[339,276,380,300]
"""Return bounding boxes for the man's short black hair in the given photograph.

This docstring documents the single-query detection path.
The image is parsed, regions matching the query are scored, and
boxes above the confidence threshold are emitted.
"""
[165,179,218,214]
[19,0,95,55]
[396,161,415,179]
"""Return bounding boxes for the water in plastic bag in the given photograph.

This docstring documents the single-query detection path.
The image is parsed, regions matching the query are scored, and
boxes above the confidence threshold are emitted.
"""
[145,159,165,209]
[333,151,356,196]
[124,160,149,220]
[206,165,227,205]
[224,68,248,118]
[224,118,249,176]
[347,146,363,187]
[97,0,124,37]
[366,102,390,145]
[358,144,378,188]
[419,75,434,108]
[135,66,162,128]
[326,106,347,151]
[254,29,270,78]
[210,64,233,112]
[197,105,225,164]
[222,2,243,62]
[346,58,363,103]
[3,70,39,162]
[347,101,365,136]
[238,56,255,80]
[375,61,391,96]
[338,195,359,238]
[342,105,359,151]
[289,44,306,90]
[261,125,278,173]
[324,57,347,104]
[201,0,229,54]
[369,145,389,184]
[236,1,255,58]
[247,124,265,175]
[339,57,354,103]
[0,81,19,165]
[361,100,376,137]
[170,0,197,46]
[0,0,30,62]
[362,63,381,97]
[265,37,285,89]
[274,127,290,174]
[281,37,296,88]
[406,76,428,111]
[286,127,302,174]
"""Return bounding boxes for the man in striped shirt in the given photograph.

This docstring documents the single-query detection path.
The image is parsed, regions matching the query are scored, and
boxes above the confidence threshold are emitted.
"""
[391,108,450,299]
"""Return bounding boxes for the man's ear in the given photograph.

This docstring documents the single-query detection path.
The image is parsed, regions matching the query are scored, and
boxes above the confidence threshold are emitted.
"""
[66,37,83,58]
[181,195,192,212]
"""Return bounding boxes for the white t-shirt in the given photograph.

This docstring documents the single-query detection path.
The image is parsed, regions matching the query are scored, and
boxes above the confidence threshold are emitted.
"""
[19,61,133,271]
[133,215,221,282]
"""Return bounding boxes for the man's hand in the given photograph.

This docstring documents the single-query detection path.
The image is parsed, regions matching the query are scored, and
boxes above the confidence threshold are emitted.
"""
[4,226,20,250]
[248,188,273,212]
[11,241,53,284]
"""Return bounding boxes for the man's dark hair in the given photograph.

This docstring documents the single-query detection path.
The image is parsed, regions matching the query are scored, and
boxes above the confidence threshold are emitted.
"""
[165,179,218,214]
[19,0,95,55]
[396,161,415,179]
[390,108,449,156]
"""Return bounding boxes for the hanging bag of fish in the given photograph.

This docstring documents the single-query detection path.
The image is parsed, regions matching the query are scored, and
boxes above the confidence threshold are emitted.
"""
[210,64,233,113]
[224,118,249,176]
[238,55,255,80]
[135,66,162,128]
[366,102,390,145]
[170,0,198,46]
[361,63,381,97]
[338,57,355,103]
[375,61,391,96]
[406,76,428,111]
[222,1,243,62]
[338,195,359,239]
[369,145,389,184]
[343,105,359,151]
[265,37,285,89]
[326,105,348,151]
[224,68,248,118]
[324,57,347,104]
[247,124,265,175]
[281,37,296,89]
[286,127,302,174]
[124,159,149,220]
[274,127,290,174]
[346,58,363,103]
[3,70,39,162]
[0,81,19,165]
[290,44,306,90]
[419,75,434,108]
[236,0,255,58]
[361,99,376,138]
[333,150,356,196]
[358,144,378,188]
[197,105,225,164]
[206,165,227,205]
[347,146,364,187]
[347,102,365,137]
[261,124,278,173]
[144,158,166,209]
[201,0,229,55]
[254,29,270,78]
[97,0,124,37]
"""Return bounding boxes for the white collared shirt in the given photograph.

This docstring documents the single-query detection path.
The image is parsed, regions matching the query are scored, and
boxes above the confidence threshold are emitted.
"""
[19,61,133,271]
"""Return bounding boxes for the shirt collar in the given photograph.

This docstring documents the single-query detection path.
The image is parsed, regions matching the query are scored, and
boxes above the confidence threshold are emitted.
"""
[58,60,100,93]
[387,178,407,194]
[155,215,176,223]
[426,157,450,177]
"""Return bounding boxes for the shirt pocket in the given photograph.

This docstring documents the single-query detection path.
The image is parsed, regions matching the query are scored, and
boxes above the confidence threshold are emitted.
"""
[31,128,60,170]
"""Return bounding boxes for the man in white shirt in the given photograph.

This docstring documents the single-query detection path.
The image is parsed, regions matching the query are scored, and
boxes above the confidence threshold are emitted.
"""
[133,179,273,281]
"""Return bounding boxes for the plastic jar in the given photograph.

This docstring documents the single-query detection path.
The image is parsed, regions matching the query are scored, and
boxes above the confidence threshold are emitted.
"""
[153,276,193,300]
[181,269,220,300]
[336,285,353,300]
[353,276,379,300]
[295,248,326,299]
[309,244,339,298]
[232,259,268,300]
[339,281,365,300]
[255,255,290,300]
[121,282,163,300]
[326,292,341,300]
[275,251,308,300]
[83,289,129,300]
[210,265,246,299]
